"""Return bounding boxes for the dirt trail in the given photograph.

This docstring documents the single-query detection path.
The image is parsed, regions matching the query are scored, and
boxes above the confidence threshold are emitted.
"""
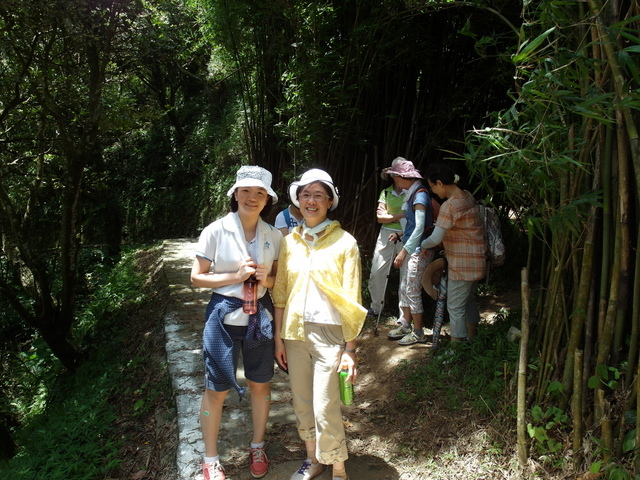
[162,239,519,480]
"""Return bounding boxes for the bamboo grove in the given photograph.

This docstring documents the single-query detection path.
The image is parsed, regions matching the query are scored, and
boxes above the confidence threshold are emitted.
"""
[464,0,640,472]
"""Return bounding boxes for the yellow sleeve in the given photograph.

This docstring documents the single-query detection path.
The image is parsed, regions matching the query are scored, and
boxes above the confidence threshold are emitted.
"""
[342,240,363,306]
[272,238,289,308]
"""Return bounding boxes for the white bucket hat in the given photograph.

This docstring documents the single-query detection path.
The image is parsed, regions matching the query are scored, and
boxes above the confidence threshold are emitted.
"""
[288,168,339,211]
[226,165,278,202]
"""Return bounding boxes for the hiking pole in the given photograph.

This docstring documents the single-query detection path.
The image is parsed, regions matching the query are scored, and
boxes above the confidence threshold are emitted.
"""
[374,239,398,336]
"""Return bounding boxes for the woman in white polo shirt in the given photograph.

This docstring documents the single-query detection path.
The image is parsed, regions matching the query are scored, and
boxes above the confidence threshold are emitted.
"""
[191,165,282,480]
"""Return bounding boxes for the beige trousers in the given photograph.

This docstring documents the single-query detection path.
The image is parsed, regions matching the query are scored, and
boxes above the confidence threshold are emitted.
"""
[284,323,348,464]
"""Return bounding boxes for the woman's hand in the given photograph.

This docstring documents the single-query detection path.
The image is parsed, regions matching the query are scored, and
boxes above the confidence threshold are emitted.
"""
[274,336,287,372]
[393,248,407,269]
[388,232,401,243]
[338,350,357,383]
[254,263,270,286]
[237,256,257,282]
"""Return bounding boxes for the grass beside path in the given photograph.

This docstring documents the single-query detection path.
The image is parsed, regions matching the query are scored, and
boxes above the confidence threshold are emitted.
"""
[0,245,177,480]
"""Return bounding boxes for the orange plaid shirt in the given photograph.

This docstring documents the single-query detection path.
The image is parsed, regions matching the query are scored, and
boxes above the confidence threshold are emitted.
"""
[436,191,486,281]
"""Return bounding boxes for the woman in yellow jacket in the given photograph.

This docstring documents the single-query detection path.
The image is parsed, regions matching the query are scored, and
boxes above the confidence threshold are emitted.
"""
[273,169,366,480]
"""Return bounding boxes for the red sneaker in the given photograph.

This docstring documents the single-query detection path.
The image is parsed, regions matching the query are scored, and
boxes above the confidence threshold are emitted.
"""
[249,446,269,478]
[202,460,225,480]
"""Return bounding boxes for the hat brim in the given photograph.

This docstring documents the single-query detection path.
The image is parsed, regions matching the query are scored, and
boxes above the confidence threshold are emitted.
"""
[288,179,339,211]
[227,179,278,202]
[380,169,401,180]
[421,257,445,301]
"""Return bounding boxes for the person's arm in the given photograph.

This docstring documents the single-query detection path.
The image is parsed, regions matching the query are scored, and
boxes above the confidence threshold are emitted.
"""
[394,206,426,267]
[274,306,287,370]
[376,202,405,224]
[339,241,362,382]
[254,260,278,289]
[339,341,358,383]
[190,255,255,288]
[402,206,426,254]
[421,225,446,250]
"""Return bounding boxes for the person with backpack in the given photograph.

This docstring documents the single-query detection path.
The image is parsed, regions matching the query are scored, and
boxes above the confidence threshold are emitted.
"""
[384,159,437,346]
[366,157,406,317]
[274,204,303,236]
[420,164,485,342]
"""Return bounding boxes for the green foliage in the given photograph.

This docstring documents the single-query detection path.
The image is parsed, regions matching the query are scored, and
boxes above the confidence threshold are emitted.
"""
[588,363,623,391]
[527,405,567,454]
[1,370,121,480]
[396,309,520,415]
[0,247,155,478]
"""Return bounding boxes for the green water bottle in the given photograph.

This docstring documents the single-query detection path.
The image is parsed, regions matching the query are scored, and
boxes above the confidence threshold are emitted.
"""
[339,361,353,405]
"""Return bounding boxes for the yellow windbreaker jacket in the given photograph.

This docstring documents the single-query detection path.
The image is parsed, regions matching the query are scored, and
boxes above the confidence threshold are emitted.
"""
[272,220,367,342]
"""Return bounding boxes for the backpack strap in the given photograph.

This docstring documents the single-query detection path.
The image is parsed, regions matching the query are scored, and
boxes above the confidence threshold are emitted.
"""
[283,207,293,228]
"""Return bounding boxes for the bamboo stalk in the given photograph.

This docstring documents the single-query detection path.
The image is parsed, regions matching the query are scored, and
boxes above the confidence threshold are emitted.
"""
[587,0,640,196]
[599,388,613,462]
[517,267,530,466]
[594,221,622,454]
[598,125,614,337]
[572,349,584,470]
[597,219,622,366]
[561,235,594,408]
[636,346,640,474]
[611,105,632,364]
[626,232,640,382]
[536,236,570,404]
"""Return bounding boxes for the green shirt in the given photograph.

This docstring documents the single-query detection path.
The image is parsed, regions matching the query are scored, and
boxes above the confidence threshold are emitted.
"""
[378,186,405,231]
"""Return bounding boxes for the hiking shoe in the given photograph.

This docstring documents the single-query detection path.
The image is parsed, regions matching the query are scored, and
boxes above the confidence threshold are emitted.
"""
[366,308,378,316]
[250,446,269,478]
[290,459,325,480]
[203,460,226,480]
[397,331,426,346]
[387,325,411,339]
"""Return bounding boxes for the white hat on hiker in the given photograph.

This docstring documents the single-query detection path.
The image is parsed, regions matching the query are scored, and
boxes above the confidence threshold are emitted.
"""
[227,165,278,202]
[288,169,339,211]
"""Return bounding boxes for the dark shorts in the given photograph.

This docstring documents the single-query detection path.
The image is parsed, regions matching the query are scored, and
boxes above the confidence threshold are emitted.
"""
[204,323,275,392]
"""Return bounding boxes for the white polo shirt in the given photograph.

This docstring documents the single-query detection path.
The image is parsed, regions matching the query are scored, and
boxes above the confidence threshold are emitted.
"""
[195,212,282,325]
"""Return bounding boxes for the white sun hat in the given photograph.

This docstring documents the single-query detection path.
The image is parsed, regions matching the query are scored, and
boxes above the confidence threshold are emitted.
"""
[288,168,339,211]
[226,165,278,202]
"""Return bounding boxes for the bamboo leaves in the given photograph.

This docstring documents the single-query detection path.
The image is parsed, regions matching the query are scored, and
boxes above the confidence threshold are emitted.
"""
[513,26,556,64]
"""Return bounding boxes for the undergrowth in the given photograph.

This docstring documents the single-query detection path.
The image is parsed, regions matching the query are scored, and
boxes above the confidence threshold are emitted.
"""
[0,245,166,480]
[396,309,521,416]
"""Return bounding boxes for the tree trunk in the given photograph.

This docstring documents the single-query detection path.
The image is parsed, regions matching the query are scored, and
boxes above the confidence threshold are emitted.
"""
[0,421,16,460]
[39,319,83,371]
